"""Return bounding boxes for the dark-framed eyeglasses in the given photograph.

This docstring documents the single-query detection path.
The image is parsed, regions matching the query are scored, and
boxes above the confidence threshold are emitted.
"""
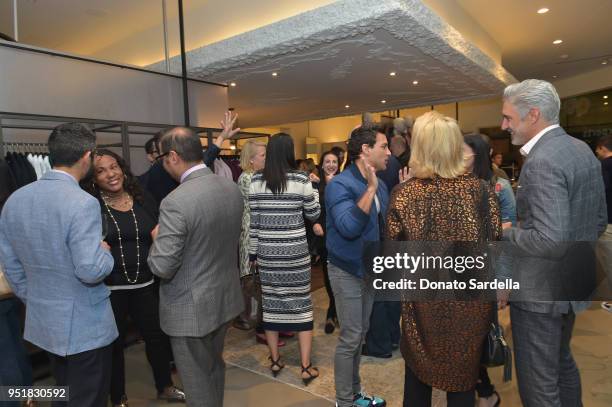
[156,152,170,162]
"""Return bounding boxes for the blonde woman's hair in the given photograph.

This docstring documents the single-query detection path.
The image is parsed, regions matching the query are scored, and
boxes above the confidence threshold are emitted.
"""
[240,140,266,172]
[409,111,465,179]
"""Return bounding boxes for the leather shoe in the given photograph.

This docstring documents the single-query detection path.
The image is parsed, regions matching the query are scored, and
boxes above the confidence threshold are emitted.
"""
[361,344,392,359]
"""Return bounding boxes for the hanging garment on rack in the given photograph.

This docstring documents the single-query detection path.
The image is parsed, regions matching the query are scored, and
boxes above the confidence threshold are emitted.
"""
[27,153,42,180]
[0,157,16,212]
[43,156,51,174]
[213,158,233,180]
[5,152,37,188]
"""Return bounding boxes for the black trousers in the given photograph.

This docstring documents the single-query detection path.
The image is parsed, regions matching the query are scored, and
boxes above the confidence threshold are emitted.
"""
[110,283,172,403]
[322,258,337,320]
[475,366,495,398]
[365,301,401,355]
[403,364,475,407]
[48,344,112,407]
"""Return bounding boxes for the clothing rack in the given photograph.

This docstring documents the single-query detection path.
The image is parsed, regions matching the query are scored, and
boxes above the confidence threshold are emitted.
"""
[2,142,48,154]
[0,111,270,165]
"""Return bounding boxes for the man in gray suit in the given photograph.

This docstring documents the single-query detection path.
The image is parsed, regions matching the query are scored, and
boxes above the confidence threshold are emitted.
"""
[0,123,116,407]
[499,79,607,407]
[148,127,244,407]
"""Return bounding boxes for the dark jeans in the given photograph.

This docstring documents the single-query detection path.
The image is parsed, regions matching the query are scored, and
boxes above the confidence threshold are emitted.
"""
[475,366,495,398]
[109,283,172,403]
[48,344,112,407]
[0,298,33,407]
[322,258,337,320]
[364,301,401,355]
[403,364,475,407]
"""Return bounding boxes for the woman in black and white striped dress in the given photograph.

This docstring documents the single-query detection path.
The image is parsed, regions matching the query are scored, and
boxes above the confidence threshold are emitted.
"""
[248,133,321,384]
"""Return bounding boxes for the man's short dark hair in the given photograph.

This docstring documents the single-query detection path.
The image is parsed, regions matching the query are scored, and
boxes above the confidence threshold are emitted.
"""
[48,122,96,167]
[347,124,382,162]
[597,135,612,151]
[145,137,158,155]
[159,127,203,163]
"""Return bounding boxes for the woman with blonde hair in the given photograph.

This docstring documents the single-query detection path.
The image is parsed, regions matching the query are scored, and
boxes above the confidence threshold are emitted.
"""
[235,142,268,331]
[386,111,502,407]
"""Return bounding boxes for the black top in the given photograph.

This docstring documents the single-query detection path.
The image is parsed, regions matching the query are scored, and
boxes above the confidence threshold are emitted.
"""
[376,154,402,192]
[102,192,159,287]
[602,157,612,223]
[139,144,221,206]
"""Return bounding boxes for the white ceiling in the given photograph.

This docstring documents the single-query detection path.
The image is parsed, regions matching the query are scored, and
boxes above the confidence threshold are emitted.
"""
[1,0,610,127]
[457,0,612,80]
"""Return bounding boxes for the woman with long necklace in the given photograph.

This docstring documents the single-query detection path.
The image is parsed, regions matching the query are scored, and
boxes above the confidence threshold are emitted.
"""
[83,149,184,407]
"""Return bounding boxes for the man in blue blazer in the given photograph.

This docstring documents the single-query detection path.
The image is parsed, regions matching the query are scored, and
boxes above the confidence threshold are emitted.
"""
[0,123,116,407]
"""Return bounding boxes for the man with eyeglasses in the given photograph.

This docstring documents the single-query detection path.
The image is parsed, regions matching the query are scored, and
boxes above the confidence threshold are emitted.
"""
[139,111,240,206]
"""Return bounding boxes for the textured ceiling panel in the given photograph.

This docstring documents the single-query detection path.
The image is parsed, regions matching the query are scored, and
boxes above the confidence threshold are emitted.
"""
[148,0,516,127]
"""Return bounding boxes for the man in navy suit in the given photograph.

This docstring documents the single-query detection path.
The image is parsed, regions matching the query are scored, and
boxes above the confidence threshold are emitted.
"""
[0,123,116,407]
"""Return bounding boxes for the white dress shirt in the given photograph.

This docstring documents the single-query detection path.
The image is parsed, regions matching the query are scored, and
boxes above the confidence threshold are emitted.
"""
[519,124,560,157]
[180,163,207,184]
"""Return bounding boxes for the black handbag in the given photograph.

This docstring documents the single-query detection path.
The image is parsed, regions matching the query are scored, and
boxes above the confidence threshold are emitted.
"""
[478,179,513,382]
[481,310,513,382]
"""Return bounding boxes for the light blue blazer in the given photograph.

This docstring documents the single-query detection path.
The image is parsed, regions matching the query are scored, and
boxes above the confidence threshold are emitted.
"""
[0,170,117,356]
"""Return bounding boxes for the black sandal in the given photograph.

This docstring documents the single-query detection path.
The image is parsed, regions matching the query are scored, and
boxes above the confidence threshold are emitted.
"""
[301,363,319,386]
[269,356,284,377]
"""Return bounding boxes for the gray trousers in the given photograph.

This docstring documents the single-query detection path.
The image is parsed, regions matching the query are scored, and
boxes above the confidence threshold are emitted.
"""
[170,323,229,407]
[328,263,375,407]
[511,305,582,407]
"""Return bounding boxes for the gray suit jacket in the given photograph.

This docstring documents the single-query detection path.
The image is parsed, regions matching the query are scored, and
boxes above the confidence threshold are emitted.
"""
[148,167,244,337]
[503,126,607,314]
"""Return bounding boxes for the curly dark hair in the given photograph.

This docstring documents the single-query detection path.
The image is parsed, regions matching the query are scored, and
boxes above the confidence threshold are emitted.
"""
[81,148,145,205]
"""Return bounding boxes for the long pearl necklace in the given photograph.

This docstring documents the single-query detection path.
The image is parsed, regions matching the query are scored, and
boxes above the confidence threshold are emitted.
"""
[101,192,140,284]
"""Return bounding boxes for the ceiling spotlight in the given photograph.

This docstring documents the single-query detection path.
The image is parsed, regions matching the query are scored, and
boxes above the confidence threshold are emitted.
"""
[605,102,609,106]
[603,61,609,65]
[552,75,558,78]
[604,95,609,99]
[412,80,419,85]
[272,72,278,77]
[230,82,236,87]
[381,100,387,104]
[389,72,396,76]
[537,8,549,14]
[345,104,350,109]
[560,54,569,59]
[553,39,563,45]
[230,145,236,150]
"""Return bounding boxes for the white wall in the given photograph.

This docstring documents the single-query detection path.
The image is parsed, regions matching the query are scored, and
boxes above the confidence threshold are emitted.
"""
[0,43,227,127]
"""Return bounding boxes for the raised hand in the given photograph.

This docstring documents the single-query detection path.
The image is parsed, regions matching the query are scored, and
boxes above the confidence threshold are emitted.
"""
[219,111,241,140]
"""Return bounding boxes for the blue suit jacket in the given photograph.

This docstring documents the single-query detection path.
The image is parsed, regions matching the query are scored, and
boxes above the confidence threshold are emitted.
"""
[0,170,117,355]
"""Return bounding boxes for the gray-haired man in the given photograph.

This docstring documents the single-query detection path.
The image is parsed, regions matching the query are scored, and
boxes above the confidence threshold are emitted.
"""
[499,79,607,407]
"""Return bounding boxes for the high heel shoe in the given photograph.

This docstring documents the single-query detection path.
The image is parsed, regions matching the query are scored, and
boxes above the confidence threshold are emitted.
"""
[301,363,319,386]
[269,356,285,378]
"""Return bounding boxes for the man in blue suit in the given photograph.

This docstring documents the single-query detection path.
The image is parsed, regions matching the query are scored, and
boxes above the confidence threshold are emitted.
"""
[0,123,116,407]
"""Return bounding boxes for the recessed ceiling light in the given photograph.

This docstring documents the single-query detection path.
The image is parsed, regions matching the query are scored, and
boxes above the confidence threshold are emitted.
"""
[605,102,609,106]
[345,104,350,109]
[272,72,278,77]
[604,95,609,99]
[230,82,236,87]
[603,61,609,65]
[537,8,549,14]
[552,75,558,78]
[381,100,386,104]
[389,72,396,76]
[412,80,419,85]
[553,39,563,45]
[560,54,569,59]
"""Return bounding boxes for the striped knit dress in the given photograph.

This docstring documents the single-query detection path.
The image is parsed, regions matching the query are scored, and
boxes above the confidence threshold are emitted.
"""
[248,171,321,331]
